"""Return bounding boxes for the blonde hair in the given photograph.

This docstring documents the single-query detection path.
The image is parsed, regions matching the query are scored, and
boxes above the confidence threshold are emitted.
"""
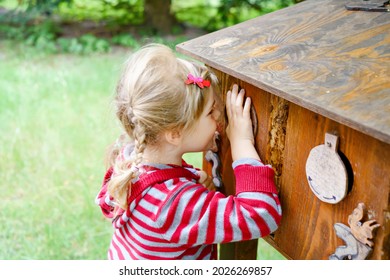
[107,44,218,210]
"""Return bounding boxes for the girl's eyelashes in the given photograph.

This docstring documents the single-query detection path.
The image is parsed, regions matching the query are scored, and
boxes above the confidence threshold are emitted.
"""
[207,101,216,116]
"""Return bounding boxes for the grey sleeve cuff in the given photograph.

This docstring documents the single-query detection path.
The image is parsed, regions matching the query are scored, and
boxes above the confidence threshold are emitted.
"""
[232,158,265,169]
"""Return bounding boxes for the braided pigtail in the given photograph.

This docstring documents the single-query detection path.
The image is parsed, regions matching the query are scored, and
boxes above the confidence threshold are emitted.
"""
[107,112,148,211]
[107,158,134,211]
[132,121,146,172]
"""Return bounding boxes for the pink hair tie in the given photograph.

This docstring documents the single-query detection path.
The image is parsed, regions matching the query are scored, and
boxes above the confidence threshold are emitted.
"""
[185,74,211,89]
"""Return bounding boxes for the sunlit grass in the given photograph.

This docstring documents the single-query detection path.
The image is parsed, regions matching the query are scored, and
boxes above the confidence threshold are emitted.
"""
[0,41,126,259]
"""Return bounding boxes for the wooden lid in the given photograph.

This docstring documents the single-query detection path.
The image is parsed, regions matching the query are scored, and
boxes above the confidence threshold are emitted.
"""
[177,0,390,144]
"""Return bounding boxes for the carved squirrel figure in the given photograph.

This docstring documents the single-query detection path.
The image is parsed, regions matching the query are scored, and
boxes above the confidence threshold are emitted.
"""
[330,203,380,260]
[348,202,380,247]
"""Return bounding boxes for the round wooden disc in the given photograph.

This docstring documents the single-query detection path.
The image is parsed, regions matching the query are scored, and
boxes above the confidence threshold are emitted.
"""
[305,136,348,204]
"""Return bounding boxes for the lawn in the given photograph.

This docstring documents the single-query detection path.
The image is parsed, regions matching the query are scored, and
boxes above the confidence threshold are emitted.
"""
[0,40,284,260]
[0,41,124,259]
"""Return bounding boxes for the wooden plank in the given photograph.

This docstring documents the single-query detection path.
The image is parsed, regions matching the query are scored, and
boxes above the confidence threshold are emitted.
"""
[275,102,390,259]
[204,70,390,259]
[177,0,390,145]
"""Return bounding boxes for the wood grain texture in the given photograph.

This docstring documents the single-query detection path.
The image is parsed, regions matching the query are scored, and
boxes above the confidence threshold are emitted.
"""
[177,0,390,145]
[202,70,390,260]
[276,103,390,259]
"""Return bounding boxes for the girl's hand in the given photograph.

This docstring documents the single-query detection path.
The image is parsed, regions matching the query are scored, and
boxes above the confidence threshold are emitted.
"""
[198,170,216,191]
[226,84,260,162]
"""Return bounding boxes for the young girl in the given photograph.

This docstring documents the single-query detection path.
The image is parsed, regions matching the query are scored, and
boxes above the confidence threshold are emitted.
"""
[96,44,282,260]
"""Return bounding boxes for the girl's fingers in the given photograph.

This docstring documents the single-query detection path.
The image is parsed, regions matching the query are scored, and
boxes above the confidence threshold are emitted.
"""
[227,85,238,117]
[227,84,249,119]
[243,96,251,119]
[234,89,245,116]
[230,85,238,108]
[234,89,242,105]
[226,90,232,118]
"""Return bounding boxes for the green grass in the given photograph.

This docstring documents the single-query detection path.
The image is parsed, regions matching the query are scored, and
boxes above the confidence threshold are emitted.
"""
[257,239,285,260]
[0,41,125,259]
[0,40,284,260]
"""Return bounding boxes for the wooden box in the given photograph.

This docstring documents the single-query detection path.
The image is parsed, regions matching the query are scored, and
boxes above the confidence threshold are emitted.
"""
[177,0,390,260]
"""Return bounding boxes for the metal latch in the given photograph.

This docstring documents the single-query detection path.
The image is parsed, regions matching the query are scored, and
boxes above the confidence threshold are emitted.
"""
[346,0,390,12]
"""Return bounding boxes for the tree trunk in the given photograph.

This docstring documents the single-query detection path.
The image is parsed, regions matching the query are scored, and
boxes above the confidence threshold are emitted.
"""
[144,0,177,34]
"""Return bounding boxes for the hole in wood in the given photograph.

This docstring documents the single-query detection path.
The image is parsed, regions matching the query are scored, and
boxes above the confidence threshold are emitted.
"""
[339,151,354,194]
[250,104,258,138]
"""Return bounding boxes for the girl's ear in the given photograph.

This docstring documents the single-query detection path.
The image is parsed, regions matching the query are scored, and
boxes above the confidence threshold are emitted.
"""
[164,129,183,146]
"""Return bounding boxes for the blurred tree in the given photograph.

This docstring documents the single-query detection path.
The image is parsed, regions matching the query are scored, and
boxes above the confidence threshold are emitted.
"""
[145,0,177,34]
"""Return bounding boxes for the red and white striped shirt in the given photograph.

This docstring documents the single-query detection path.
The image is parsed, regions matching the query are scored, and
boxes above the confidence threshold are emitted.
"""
[96,159,281,260]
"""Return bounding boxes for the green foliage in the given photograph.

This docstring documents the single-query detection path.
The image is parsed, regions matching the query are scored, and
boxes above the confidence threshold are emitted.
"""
[58,34,111,54]
[0,0,302,53]
[25,0,72,15]
[58,0,143,26]
[0,25,25,40]
[111,33,140,49]
[173,0,299,31]
[208,0,298,31]
[0,0,72,25]
[24,20,59,53]
[0,22,112,54]
[0,19,59,53]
